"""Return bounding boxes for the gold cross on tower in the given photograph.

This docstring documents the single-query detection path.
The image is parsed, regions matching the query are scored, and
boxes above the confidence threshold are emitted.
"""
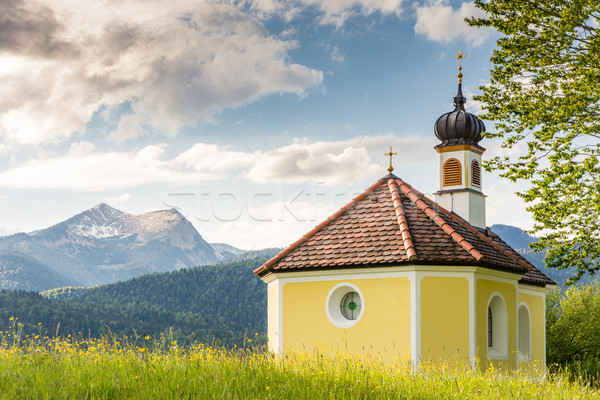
[385,146,398,173]
[455,49,466,84]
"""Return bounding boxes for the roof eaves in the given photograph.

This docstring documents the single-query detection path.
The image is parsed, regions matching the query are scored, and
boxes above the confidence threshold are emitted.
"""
[394,178,486,262]
[253,178,386,276]
[387,178,417,261]
[444,212,533,271]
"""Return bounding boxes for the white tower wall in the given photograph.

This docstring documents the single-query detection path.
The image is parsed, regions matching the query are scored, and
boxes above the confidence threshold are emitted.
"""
[434,144,486,229]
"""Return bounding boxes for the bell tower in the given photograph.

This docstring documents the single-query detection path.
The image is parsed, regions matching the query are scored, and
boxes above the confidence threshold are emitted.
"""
[433,50,487,229]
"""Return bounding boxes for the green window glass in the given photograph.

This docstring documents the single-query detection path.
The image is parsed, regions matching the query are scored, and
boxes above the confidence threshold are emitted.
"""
[340,292,361,320]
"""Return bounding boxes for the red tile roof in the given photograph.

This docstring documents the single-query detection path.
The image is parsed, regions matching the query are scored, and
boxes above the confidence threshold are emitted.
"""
[254,174,554,287]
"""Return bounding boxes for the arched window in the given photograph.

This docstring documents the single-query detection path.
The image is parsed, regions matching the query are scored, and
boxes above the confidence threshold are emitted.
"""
[443,158,462,186]
[487,294,508,359]
[471,160,481,187]
[518,304,531,361]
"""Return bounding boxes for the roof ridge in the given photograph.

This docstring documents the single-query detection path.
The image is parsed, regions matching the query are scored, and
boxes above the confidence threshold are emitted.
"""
[410,183,533,271]
[394,178,485,262]
[387,179,417,261]
[442,209,533,271]
[483,227,534,270]
[254,178,386,276]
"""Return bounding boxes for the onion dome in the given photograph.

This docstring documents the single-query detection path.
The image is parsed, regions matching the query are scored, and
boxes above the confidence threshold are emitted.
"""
[434,51,485,147]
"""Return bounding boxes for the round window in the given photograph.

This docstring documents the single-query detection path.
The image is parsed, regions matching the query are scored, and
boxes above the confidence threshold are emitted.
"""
[340,292,361,320]
[326,283,364,328]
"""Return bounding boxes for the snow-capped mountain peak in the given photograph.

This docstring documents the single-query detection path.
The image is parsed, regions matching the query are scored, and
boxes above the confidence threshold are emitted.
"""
[0,203,229,286]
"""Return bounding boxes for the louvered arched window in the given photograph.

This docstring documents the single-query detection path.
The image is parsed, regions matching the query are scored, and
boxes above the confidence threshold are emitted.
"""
[443,158,462,186]
[471,160,481,187]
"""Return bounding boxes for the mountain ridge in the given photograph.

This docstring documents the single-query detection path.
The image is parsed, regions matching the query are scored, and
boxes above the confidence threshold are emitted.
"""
[0,203,240,289]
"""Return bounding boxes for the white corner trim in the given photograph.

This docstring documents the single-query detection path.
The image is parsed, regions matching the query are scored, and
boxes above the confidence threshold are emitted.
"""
[543,292,547,372]
[410,271,421,368]
[278,281,284,354]
[261,272,277,284]
[469,275,476,368]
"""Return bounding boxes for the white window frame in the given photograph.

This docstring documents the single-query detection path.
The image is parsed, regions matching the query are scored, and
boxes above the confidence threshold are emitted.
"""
[325,283,365,328]
[517,302,531,362]
[487,292,508,360]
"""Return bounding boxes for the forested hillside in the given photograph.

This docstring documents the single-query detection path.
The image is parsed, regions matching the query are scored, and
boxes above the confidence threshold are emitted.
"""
[45,251,278,335]
[1,250,280,345]
[0,290,240,345]
[0,253,75,291]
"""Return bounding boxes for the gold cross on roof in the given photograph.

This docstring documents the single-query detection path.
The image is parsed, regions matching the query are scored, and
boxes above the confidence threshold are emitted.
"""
[455,49,466,84]
[385,146,398,173]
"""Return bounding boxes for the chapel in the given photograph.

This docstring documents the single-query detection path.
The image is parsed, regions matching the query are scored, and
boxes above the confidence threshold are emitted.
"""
[254,52,555,371]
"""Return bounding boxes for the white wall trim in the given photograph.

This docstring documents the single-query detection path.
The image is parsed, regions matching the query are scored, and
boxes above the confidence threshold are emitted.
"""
[515,284,519,366]
[543,291,547,372]
[518,285,552,296]
[278,281,284,353]
[469,274,476,368]
[272,270,414,284]
[410,271,421,369]
[263,264,515,282]
[474,269,522,285]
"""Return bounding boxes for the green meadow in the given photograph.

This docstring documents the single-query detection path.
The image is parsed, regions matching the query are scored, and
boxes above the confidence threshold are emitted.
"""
[0,320,597,399]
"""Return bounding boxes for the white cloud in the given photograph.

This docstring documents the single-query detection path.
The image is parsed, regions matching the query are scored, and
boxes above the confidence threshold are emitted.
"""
[247,140,379,184]
[108,114,151,142]
[174,143,257,173]
[301,0,405,27]
[0,0,415,147]
[330,45,346,62]
[0,223,23,237]
[486,181,533,230]
[462,86,483,114]
[0,146,217,191]
[0,134,436,191]
[0,0,324,146]
[248,0,406,28]
[414,1,490,47]
[68,141,96,156]
[104,194,132,206]
[246,134,436,184]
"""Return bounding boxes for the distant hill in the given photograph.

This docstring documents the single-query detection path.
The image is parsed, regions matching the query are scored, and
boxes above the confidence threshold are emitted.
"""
[2,252,279,344]
[0,203,235,288]
[0,253,75,291]
[490,224,593,286]
[42,249,280,336]
[210,243,246,260]
[0,289,240,345]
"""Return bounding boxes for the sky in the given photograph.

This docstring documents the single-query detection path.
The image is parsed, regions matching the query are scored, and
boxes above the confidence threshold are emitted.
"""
[0,0,533,250]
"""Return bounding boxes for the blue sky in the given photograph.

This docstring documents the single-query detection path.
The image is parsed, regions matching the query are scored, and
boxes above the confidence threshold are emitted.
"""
[0,0,532,249]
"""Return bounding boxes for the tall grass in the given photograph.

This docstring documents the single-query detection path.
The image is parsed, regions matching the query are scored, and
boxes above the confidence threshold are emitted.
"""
[0,319,598,399]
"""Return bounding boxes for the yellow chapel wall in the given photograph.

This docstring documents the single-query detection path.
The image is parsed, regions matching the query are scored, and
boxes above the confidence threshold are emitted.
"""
[476,278,517,371]
[518,290,546,372]
[420,276,471,366]
[280,276,411,363]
